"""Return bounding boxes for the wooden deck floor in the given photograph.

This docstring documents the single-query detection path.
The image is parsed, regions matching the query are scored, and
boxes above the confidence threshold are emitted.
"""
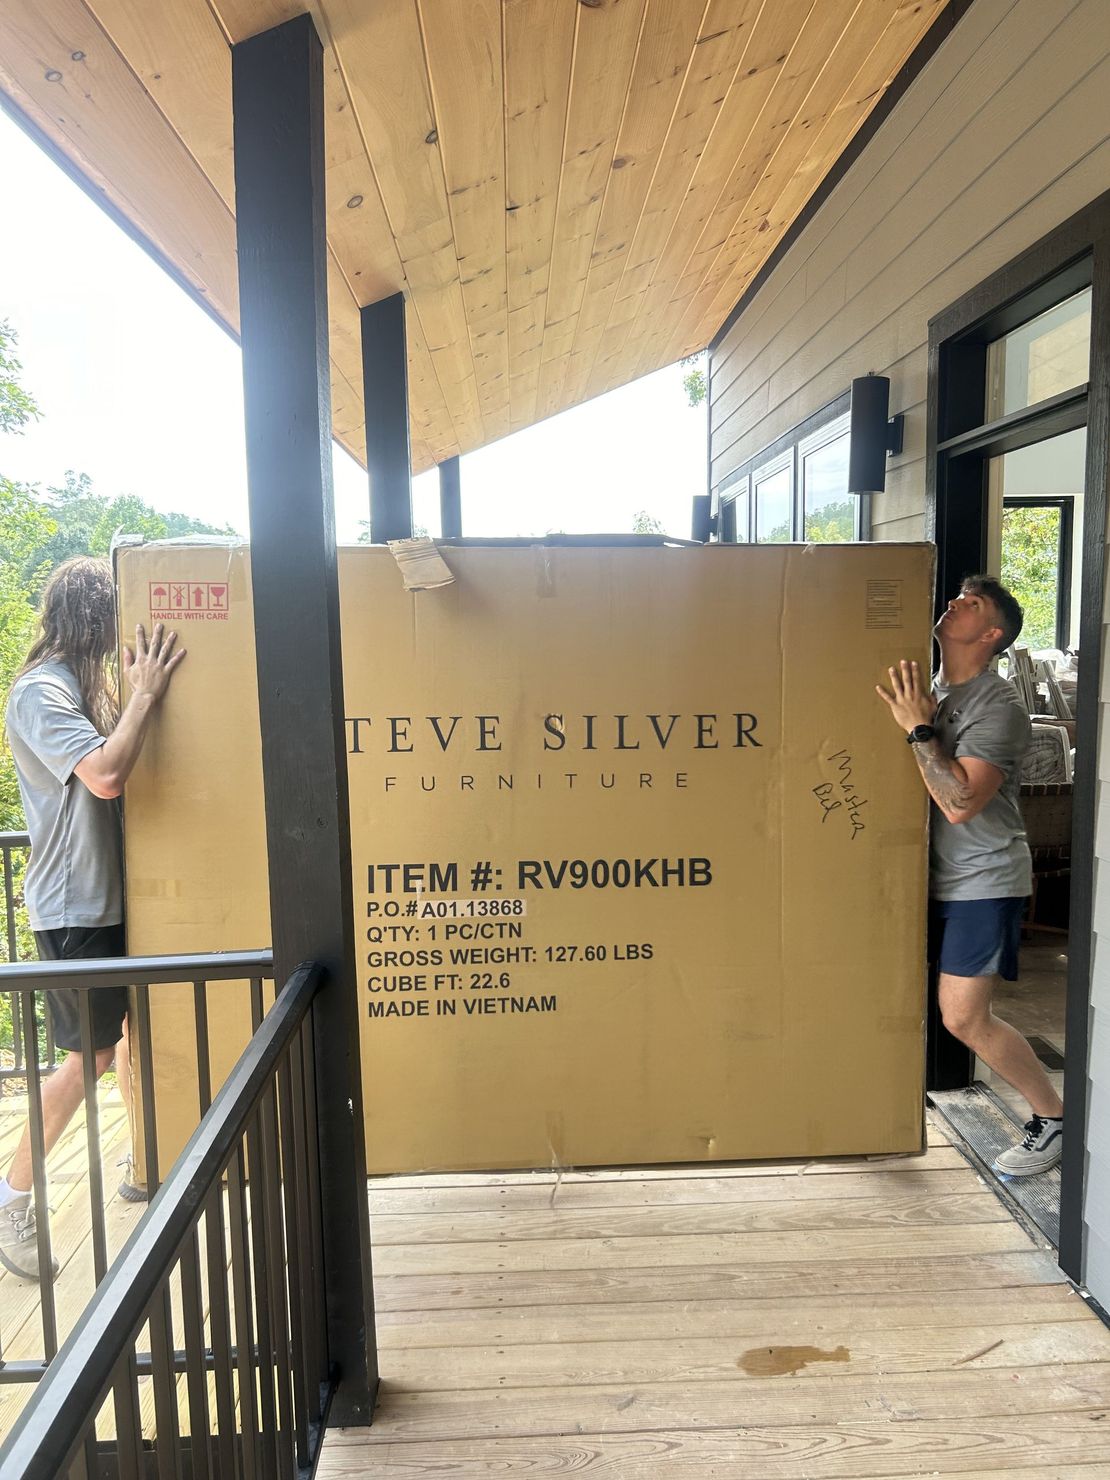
[0,1084,143,1435]
[321,1118,1110,1478]
[4,1099,1109,1473]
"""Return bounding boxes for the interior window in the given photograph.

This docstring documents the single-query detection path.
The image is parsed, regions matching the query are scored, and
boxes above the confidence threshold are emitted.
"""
[985,287,1091,420]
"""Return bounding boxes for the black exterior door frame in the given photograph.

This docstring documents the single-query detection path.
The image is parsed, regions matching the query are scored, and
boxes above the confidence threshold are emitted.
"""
[926,188,1110,1284]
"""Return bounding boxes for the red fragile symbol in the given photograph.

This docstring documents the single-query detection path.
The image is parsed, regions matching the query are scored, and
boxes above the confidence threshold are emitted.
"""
[152,585,167,605]
[171,584,186,608]
[209,585,227,608]
[191,585,207,609]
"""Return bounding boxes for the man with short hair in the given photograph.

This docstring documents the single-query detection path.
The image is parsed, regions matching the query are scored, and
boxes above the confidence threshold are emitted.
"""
[877,574,1064,1176]
[1,557,185,1280]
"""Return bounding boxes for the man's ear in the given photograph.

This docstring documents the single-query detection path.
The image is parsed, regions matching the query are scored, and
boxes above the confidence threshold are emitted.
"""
[982,625,1004,652]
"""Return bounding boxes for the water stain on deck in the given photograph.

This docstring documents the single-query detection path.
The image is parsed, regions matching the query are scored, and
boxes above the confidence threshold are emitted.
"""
[738,1344,850,1377]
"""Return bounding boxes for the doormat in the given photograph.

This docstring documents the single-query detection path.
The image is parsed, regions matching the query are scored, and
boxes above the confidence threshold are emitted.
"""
[929,1085,1060,1247]
[1027,1035,1066,1071]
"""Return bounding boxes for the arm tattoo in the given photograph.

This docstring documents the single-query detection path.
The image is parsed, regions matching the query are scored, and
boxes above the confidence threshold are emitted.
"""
[910,736,974,815]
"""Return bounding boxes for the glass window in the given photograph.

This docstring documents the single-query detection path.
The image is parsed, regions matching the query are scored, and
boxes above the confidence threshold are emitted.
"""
[991,426,1085,649]
[754,462,792,543]
[986,287,1091,419]
[715,409,866,545]
[1000,503,1064,650]
[724,484,750,542]
[802,429,853,542]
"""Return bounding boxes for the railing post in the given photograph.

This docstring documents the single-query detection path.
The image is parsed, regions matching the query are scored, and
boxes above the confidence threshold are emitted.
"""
[362,292,414,543]
[439,454,463,539]
[232,14,377,1424]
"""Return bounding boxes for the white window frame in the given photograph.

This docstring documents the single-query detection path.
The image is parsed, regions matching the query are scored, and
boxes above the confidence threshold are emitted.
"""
[798,413,859,542]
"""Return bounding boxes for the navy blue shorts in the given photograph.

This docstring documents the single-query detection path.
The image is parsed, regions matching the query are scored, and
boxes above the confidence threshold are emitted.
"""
[929,897,1026,981]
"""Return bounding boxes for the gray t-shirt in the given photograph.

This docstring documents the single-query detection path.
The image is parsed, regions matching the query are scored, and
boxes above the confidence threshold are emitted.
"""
[929,669,1032,901]
[5,662,122,930]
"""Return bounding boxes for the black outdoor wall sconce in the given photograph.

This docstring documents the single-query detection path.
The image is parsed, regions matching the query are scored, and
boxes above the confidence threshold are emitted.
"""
[847,374,905,494]
[691,492,716,542]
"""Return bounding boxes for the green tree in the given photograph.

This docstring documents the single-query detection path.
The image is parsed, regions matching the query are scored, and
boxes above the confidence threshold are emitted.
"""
[681,352,706,408]
[0,325,51,835]
[0,325,52,980]
[632,510,665,535]
[27,470,235,578]
[1001,504,1062,650]
[0,324,236,1009]
[0,320,40,437]
[356,518,430,542]
[804,498,856,543]
[1,325,235,833]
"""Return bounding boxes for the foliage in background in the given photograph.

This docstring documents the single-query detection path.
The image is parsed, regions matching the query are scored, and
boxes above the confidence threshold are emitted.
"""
[1001,504,1063,651]
[0,320,39,437]
[26,470,234,580]
[804,498,856,543]
[681,352,706,408]
[0,321,231,992]
[761,498,856,545]
[357,517,429,542]
[632,510,665,535]
[0,321,49,840]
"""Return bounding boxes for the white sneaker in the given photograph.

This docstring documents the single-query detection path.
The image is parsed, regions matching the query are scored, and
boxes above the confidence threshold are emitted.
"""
[993,1115,1063,1177]
[0,1195,58,1281]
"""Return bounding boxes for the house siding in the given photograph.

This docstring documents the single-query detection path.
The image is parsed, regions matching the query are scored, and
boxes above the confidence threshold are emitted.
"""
[708,0,1110,1301]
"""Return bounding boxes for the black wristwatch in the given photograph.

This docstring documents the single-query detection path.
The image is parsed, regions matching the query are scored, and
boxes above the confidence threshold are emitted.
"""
[906,724,936,745]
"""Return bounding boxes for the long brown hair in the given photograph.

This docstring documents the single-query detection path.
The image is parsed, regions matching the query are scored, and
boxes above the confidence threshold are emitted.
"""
[17,558,118,735]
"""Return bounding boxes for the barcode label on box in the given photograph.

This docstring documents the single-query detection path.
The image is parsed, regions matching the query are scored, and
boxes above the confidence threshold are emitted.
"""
[866,580,903,629]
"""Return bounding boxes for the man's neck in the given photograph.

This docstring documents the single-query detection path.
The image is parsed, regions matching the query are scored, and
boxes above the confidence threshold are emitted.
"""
[937,642,991,687]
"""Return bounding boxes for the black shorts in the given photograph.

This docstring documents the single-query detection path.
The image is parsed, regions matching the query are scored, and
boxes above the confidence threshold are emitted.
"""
[33,924,128,1052]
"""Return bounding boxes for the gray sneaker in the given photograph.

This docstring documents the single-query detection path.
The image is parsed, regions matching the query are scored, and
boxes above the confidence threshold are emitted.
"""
[993,1115,1063,1177]
[117,1156,148,1204]
[0,1195,58,1282]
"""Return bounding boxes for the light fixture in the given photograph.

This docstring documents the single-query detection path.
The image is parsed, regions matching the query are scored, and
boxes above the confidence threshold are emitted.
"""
[691,493,715,543]
[847,375,904,494]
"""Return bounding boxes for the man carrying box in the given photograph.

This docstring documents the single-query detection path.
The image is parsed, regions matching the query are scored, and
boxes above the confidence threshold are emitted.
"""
[877,574,1064,1177]
[1,558,185,1280]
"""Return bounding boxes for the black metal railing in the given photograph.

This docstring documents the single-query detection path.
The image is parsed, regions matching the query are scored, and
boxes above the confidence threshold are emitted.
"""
[0,832,60,1080]
[0,958,332,1479]
[0,950,273,1384]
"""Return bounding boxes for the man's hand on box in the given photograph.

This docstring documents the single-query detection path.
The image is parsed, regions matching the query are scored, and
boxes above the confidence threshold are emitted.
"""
[123,623,187,704]
[875,660,936,733]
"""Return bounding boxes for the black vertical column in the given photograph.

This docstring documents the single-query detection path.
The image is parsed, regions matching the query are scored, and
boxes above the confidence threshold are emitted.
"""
[361,293,413,541]
[439,455,462,538]
[231,14,376,1425]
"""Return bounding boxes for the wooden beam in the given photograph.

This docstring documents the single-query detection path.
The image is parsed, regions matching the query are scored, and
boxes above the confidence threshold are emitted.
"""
[439,456,462,539]
[362,293,413,543]
[231,12,376,1426]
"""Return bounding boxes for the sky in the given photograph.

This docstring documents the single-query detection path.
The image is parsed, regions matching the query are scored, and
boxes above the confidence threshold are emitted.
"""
[0,107,707,545]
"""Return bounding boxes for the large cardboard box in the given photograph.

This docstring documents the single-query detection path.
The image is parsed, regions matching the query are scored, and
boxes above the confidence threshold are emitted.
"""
[117,541,933,1175]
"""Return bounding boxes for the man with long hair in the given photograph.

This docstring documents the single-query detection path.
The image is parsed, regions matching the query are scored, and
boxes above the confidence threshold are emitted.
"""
[1,557,185,1280]
[878,575,1063,1177]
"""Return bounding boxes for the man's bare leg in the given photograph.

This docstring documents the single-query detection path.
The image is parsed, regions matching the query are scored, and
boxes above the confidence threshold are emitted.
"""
[938,971,1064,1117]
[115,1018,133,1122]
[6,1046,116,1193]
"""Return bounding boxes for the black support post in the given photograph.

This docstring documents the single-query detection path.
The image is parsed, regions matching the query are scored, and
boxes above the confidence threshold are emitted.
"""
[439,455,462,538]
[361,293,413,541]
[231,14,376,1425]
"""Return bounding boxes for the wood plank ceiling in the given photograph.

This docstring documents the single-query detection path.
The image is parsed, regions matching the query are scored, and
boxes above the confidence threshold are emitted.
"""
[0,0,947,473]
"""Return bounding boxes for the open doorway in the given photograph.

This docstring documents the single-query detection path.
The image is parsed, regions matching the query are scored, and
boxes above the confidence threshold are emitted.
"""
[978,426,1086,1145]
[926,253,1102,1267]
